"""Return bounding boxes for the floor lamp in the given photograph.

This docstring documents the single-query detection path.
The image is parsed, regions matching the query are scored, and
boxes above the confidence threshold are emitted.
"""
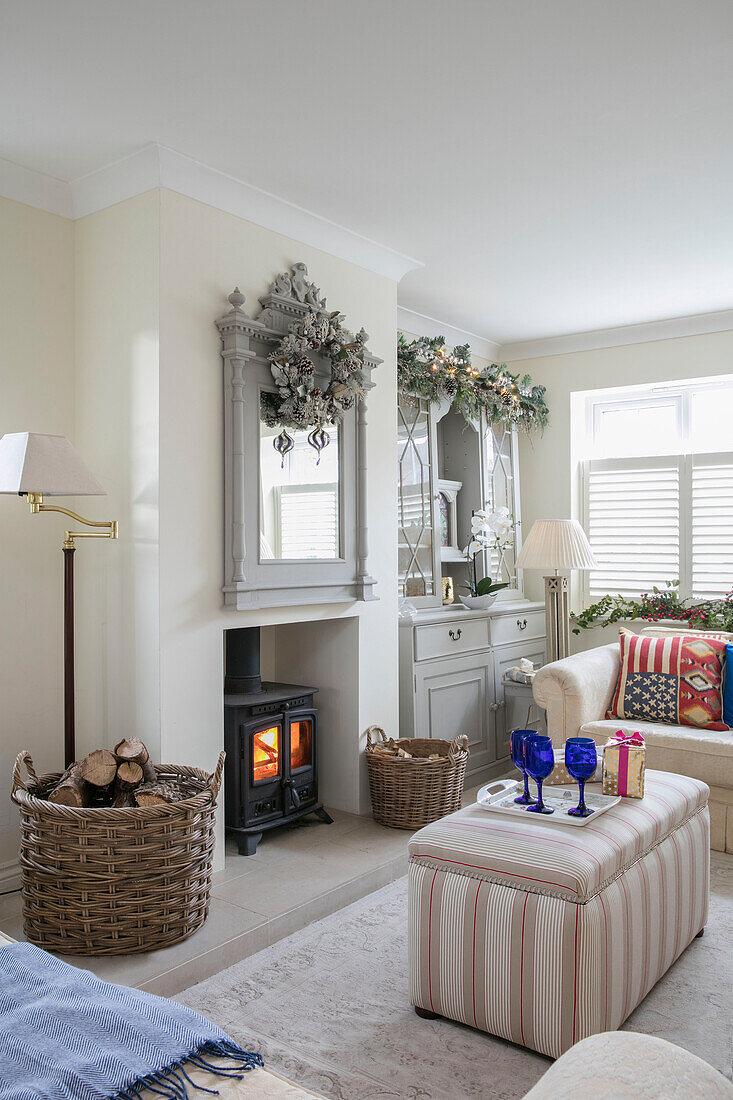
[0,433,118,767]
[515,519,598,664]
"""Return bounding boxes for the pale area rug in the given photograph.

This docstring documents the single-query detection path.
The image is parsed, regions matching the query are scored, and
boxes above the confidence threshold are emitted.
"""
[177,853,733,1100]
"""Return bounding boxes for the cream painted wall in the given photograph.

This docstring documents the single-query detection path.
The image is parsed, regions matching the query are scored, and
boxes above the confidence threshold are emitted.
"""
[0,197,75,879]
[73,192,161,757]
[157,190,399,821]
[513,329,733,650]
[2,187,398,881]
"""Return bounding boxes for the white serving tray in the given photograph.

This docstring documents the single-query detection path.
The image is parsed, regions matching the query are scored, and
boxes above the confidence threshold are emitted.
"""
[476,778,621,827]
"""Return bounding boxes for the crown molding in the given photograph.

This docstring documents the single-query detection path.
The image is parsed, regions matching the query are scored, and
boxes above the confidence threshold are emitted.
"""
[71,143,162,219]
[396,305,501,361]
[0,155,72,218]
[498,308,733,361]
[0,145,422,283]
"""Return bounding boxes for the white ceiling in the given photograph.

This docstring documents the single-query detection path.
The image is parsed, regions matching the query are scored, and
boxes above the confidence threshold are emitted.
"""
[2,0,733,345]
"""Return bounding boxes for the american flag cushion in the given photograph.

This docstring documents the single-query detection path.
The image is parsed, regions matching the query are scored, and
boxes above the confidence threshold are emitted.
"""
[607,628,730,731]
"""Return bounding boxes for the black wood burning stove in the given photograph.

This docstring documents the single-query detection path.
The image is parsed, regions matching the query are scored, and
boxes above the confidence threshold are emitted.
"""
[224,628,333,855]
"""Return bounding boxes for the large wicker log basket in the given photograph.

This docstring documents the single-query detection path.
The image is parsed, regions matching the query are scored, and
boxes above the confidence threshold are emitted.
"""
[11,750,225,956]
[365,727,469,829]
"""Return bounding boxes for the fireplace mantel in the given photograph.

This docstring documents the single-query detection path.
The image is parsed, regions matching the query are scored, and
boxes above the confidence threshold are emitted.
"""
[215,266,382,610]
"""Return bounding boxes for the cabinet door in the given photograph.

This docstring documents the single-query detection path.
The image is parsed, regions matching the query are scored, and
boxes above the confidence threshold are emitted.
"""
[415,652,496,774]
[493,642,547,763]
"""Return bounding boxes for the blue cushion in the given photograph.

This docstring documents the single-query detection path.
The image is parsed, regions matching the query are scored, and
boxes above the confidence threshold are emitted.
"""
[724,644,733,727]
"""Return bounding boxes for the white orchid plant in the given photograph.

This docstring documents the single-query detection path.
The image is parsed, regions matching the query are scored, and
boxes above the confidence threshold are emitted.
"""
[463,507,517,597]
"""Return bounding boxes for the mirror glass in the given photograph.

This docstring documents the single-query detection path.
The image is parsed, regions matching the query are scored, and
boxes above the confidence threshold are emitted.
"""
[397,395,435,597]
[259,399,341,561]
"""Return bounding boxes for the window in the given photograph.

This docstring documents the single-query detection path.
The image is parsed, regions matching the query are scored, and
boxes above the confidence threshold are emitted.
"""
[581,378,733,602]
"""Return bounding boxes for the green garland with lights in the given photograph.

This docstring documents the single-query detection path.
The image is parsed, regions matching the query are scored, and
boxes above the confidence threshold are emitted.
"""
[397,333,549,432]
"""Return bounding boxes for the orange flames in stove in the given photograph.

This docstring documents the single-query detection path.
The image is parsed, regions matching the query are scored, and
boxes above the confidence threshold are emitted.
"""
[253,726,279,781]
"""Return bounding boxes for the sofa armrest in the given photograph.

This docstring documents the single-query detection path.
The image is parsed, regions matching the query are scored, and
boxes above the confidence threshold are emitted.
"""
[532,643,620,747]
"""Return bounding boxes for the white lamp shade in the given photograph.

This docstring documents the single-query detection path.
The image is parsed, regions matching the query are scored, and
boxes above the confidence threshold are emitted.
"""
[515,518,598,571]
[0,433,105,496]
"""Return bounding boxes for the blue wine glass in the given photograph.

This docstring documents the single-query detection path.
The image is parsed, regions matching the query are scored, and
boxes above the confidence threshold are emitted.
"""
[510,729,537,805]
[565,737,597,818]
[524,733,555,815]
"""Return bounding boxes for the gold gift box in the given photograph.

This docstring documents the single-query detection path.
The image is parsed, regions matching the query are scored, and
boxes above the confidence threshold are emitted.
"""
[602,735,646,799]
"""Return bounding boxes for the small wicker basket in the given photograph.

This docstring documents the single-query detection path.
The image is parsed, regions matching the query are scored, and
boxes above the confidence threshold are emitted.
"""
[365,727,469,829]
[11,750,225,956]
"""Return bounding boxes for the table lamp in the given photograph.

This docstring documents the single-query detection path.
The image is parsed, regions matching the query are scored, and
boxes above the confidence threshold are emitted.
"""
[515,518,597,663]
[0,433,118,766]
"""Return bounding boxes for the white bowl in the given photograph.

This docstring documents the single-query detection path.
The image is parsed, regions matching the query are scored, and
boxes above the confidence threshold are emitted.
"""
[459,593,499,611]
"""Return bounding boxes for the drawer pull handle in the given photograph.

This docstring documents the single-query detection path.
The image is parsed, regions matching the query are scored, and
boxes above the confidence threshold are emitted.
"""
[449,628,462,641]
[517,618,528,630]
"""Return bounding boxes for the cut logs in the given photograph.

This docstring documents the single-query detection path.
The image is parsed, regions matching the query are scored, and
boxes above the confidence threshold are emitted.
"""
[116,761,144,788]
[114,737,148,765]
[80,750,118,788]
[48,762,88,807]
[45,740,170,808]
[134,782,183,807]
[114,738,156,783]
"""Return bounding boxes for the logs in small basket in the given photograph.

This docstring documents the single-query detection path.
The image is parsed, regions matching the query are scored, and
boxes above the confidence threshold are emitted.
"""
[11,749,225,956]
[365,727,469,829]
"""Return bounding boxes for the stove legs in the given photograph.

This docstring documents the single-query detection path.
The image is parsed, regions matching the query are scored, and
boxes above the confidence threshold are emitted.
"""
[230,804,332,856]
[235,831,263,856]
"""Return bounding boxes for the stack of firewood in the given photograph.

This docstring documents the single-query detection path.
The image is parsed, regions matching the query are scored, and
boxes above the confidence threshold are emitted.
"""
[46,739,183,808]
[369,737,442,761]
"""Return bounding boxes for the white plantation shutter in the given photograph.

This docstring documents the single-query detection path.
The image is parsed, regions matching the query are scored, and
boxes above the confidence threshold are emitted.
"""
[691,454,733,598]
[584,457,680,599]
[278,484,339,560]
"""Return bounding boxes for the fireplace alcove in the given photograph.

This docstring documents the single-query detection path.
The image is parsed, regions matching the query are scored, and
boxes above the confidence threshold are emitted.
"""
[224,626,333,855]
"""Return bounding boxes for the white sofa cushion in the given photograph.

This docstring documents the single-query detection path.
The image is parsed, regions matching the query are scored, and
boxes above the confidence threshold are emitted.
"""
[581,718,733,789]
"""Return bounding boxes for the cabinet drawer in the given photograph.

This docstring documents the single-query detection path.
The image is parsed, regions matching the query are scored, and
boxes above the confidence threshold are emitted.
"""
[414,618,490,661]
[490,610,545,647]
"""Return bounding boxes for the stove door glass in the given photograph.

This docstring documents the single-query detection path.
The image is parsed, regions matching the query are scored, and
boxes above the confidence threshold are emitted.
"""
[290,718,313,772]
[253,724,281,783]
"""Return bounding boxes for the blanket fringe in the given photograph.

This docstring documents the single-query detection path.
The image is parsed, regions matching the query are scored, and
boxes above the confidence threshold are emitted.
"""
[114,1039,264,1100]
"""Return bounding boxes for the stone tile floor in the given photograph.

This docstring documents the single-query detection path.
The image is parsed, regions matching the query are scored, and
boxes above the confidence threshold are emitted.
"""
[0,782,486,996]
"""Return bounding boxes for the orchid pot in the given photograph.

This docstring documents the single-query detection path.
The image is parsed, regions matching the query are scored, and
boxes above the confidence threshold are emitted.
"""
[460,593,500,611]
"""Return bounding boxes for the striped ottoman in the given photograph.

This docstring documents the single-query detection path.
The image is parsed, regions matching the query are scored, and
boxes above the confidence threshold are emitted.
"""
[408,770,709,1058]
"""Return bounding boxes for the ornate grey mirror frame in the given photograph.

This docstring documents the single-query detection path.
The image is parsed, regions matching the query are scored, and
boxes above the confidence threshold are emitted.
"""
[216,265,381,609]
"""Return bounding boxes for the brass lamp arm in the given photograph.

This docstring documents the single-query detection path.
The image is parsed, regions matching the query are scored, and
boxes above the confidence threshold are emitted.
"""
[25,492,118,549]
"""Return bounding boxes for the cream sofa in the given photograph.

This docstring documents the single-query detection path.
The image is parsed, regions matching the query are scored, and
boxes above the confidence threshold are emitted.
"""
[524,1032,733,1099]
[533,628,733,852]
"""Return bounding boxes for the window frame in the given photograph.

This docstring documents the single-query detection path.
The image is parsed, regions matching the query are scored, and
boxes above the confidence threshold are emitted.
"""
[580,378,733,605]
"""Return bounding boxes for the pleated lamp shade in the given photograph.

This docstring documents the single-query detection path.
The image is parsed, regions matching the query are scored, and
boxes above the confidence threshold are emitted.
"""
[516,519,598,571]
[0,433,105,496]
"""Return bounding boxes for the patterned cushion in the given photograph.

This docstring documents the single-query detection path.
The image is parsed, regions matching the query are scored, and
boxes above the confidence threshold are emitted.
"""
[607,629,729,731]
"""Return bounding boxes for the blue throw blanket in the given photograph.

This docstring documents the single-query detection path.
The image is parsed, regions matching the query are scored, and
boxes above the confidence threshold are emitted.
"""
[0,943,263,1100]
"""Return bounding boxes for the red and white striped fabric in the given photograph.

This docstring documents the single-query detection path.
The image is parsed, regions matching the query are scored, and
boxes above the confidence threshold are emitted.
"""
[408,771,709,1058]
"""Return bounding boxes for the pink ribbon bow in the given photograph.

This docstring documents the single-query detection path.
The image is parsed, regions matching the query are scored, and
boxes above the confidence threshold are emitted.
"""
[609,731,645,747]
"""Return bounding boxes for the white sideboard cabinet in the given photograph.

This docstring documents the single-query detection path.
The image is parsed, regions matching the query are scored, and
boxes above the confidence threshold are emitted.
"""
[399,599,546,781]
[396,368,548,782]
